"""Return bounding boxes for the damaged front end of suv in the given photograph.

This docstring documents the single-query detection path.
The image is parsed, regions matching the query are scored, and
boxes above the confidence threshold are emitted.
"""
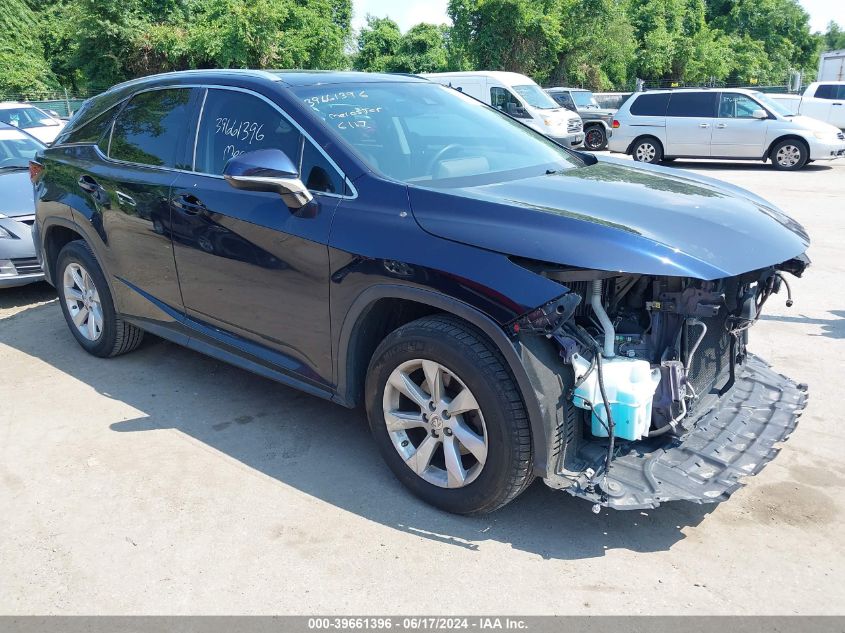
[514,256,810,510]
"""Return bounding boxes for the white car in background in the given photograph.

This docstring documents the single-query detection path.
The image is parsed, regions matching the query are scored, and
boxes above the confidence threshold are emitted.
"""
[422,71,585,148]
[769,82,845,130]
[0,102,67,144]
[608,88,845,170]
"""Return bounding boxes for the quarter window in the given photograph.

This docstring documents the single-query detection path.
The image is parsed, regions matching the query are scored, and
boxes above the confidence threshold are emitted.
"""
[109,89,193,168]
[666,92,717,117]
[63,109,116,145]
[194,89,343,195]
[718,93,762,118]
[629,93,670,116]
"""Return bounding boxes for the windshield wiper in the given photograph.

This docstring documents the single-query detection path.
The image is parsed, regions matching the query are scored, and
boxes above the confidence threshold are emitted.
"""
[0,165,28,171]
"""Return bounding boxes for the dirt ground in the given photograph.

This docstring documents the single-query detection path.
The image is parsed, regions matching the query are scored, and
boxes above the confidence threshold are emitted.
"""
[1,157,843,615]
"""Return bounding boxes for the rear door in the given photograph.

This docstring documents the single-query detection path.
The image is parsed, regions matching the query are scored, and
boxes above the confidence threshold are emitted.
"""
[169,87,347,384]
[711,92,771,157]
[665,92,717,156]
[83,87,198,317]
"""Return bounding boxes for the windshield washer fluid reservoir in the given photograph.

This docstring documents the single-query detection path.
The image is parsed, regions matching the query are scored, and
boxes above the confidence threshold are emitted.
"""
[571,354,661,441]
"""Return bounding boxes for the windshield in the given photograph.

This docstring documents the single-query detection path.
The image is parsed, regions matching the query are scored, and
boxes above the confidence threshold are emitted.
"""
[572,91,598,108]
[511,84,560,110]
[0,129,43,168]
[294,82,579,186]
[753,92,797,117]
[0,106,58,129]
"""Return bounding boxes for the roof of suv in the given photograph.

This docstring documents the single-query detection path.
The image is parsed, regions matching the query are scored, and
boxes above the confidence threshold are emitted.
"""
[110,69,426,93]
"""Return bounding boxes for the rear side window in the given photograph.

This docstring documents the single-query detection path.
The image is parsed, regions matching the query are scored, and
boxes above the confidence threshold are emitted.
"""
[63,109,115,145]
[109,88,193,168]
[667,92,717,117]
[629,93,670,116]
[814,84,845,99]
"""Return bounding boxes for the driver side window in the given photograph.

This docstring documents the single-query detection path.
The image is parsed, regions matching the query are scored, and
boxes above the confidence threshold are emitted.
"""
[194,89,344,195]
[490,87,527,117]
[718,93,761,119]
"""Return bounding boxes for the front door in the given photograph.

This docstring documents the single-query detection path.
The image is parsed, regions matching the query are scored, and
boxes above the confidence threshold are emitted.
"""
[664,91,717,156]
[170,88,347,384]
[711,92,771,158]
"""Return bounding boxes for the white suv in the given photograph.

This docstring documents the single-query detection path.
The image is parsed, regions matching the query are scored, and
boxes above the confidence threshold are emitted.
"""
[608,88,845,170]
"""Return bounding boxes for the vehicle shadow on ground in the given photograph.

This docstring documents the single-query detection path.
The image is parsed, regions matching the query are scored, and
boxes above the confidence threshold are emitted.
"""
[759,311,845,339]
[2,302,715,561]
[0,282,56,313]
[664,160,835,172]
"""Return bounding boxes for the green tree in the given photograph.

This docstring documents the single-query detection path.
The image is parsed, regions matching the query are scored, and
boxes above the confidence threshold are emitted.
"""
[550,0,636,89]
[393,24,451,73]
[823,21,845,50]
[0,0,60,97]
[448,0,564,82]
[353,16,402,71]
[710,0,821,83]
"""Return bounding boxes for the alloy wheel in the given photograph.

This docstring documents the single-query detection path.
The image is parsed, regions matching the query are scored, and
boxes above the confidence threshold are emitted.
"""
[585,128,604,150]
[635,142,656,162]
[776,144,802,168]
[382,359,488,489]
[62,262,104,341]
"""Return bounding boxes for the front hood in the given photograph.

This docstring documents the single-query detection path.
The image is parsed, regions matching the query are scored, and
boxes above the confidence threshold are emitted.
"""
[407,157,809,280]
[790,115,842,135]
[0,170,36,217]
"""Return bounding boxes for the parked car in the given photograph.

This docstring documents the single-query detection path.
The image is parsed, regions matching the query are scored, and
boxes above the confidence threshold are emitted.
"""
[769,82,845,130]
[545,87,614,150]
[0,123,45,287]
[34,70,809,514]
[422,71,585,148]
[608,88,845,170]
[0,102,67,144]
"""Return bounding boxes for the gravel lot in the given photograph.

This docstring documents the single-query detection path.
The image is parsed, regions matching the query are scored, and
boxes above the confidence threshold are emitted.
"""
[1,157,843,615]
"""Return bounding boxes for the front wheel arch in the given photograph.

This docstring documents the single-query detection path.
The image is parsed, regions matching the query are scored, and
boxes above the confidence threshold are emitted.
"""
[335,284,552,476]
[767,135,810,169]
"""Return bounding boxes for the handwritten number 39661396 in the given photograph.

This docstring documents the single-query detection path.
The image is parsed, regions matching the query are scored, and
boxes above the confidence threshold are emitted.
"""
[215,118,265,145]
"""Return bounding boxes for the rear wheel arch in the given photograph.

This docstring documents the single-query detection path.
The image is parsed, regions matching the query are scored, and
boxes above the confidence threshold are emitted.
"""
[43,222,85,286]
[628,134,664,156]
[335,285,551,475]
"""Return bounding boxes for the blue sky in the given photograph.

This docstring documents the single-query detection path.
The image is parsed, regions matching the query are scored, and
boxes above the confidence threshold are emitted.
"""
[351,0,844,34]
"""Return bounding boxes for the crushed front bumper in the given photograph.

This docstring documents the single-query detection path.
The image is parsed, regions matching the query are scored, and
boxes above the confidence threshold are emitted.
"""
[547,354,807,510]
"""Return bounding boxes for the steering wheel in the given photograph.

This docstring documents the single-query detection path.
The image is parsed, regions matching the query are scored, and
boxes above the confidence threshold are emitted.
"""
[425,143,464,176]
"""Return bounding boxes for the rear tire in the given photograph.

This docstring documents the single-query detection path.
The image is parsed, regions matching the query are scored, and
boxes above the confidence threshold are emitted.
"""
[631,137,663,164]
[56,240,144,358]
[771,139,808,171]
[365,315,533,515]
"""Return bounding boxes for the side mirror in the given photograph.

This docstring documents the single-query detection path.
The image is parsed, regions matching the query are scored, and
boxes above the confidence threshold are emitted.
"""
[752,109,769,120]
[223,149,313,210]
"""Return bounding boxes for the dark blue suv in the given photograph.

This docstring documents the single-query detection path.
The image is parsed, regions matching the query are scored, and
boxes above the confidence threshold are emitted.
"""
[33,70,810,514]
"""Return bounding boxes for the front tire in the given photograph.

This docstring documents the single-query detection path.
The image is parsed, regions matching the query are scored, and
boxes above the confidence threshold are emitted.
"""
[771,139,808,170]
[584,125,608,151]
[56,240,144,358]
[632,137,663,164]
[365,315,533,515]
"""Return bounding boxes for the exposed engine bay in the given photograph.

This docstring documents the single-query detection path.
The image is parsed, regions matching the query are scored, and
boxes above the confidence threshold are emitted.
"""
[514,255,810,509]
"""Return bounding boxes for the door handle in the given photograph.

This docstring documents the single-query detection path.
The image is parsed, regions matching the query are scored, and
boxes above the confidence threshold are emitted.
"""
[78,175,100,193]
[715,123,727,129]
[172,194,207,215]
[699,123,710,128]
[833,103,843,106]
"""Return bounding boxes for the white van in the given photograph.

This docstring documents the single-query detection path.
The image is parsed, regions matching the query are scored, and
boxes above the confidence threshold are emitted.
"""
[421,71,584,148]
